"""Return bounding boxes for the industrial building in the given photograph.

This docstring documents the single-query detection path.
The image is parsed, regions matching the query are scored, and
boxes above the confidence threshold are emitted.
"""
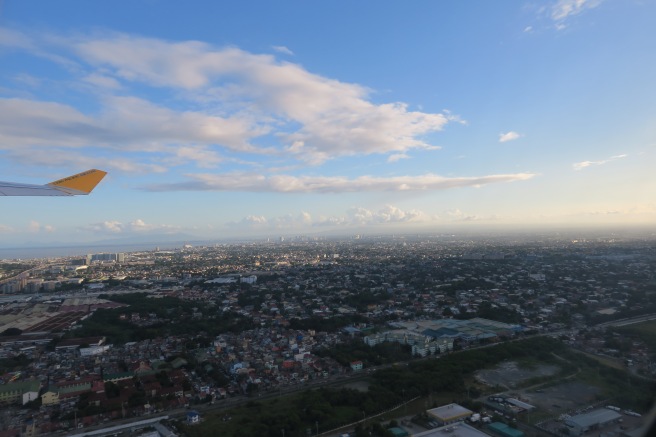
[413,423,491,437]
[0,380,40,405]
[564,408,622,436]
[364,317,521,357]
[427,403,473,426]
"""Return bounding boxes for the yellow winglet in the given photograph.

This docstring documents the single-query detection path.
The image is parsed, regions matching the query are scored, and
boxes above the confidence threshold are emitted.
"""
[47,169,107,194]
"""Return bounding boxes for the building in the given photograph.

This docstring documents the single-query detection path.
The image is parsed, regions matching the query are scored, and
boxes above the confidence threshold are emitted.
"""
[388,427,409,437]
[0,381,40,405]
[186,411,200,424]
[41,390,60,406]
[350,360,363,371]
[89,253,125,262]
[413,423,491,437]
[564,408,622,436]
[240,275,257,284]
[364,330,453,357]
[427,403,473,426]
[487,422,524,437]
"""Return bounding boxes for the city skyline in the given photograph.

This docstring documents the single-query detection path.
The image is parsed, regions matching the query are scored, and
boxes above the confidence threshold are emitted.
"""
[1,0,655,247]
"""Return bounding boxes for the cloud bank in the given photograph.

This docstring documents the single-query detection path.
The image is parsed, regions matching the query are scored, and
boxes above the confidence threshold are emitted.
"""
[146,172,536,193]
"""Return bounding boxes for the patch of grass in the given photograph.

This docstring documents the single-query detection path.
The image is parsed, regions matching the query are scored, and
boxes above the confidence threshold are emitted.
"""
[614,320,656,353]
[575,351,624,370]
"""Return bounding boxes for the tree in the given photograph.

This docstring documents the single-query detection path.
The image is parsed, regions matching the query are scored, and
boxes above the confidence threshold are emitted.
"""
[0,327,22,336]
[105,381,121,398]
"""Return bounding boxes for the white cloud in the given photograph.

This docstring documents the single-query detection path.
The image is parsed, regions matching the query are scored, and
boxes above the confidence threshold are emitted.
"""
[0,224,14,232]
[573,154,627,170]
[230,205,424,230]
[26,220,54,233]
[228,212,313,229]
[445,209,482,222]
[0,96,259,169]
[82,219,179,234]
[348,205,423,224]
[272,45,294,56]
[499,131,521,143]
[146,172,536,193]
[4,146,167,174]
[551,0,602,22]
[239,215,269,225]
[0,29,459,167]
[84,220,124,233]
[0,27,35,51]
[388,153,410,163]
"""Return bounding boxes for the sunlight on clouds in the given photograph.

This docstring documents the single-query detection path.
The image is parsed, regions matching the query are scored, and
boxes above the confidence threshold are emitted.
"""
[0,29,467,173]
[70,33,453,162]
[573,154,627,170]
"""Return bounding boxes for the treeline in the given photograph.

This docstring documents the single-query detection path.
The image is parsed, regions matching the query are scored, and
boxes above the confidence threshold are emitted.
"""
[612,321,656,353]
[0,354,32,374]
[181,337,568,437]
[371,336,567,399]
[182,386,401,437]
[66,293,252,344]
[288,314,367,332]
[315,340,413,367]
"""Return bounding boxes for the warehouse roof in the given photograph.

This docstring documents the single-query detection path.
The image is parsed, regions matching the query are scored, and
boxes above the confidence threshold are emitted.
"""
[427,403,473,421]
[565,408,622,428]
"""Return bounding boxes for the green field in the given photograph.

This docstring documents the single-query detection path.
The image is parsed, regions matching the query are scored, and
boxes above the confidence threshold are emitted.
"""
[614,319,656,353]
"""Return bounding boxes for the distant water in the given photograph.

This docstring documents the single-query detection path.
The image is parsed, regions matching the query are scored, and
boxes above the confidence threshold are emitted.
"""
[0,243,179,260]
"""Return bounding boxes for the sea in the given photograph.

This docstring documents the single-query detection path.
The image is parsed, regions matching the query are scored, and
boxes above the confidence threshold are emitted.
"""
[0,243,180,260]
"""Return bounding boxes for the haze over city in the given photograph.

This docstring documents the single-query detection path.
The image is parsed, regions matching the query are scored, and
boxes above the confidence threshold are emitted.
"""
[1,0,655,248]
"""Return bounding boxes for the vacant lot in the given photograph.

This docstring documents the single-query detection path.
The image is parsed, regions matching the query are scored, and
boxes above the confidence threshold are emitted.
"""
[475,361,560,388]
[521,381,601,414]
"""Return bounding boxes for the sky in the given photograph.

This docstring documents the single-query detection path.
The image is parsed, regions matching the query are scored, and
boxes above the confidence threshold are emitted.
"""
[0,0,655,247]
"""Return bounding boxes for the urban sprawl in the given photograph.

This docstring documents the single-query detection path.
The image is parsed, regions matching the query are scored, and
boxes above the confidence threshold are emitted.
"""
[0,233,655,437]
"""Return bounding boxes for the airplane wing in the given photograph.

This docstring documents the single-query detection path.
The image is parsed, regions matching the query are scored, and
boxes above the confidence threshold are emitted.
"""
[0,169,107,196]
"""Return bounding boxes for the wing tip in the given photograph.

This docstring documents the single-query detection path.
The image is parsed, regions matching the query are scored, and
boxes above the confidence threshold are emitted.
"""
[48,169,107,194]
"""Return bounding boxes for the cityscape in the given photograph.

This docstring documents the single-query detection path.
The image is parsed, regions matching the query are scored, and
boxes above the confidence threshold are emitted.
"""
[0,231,655,436]
[1,1,655,436]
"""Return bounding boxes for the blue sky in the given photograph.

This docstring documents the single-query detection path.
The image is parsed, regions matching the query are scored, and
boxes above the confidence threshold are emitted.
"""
[0,0,654,246]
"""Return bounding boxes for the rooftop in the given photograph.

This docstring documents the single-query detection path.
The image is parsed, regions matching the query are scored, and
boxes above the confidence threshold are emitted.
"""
[427,403,473,421]
[565,408,622,428]
[413,423,491,437]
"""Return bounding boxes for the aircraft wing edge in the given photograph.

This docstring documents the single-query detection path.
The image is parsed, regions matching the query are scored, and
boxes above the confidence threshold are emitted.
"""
[0,169,107,196]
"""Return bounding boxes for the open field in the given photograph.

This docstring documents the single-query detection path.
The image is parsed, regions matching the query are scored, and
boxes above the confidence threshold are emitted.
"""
[614,319,656,352]
[521,381,601,415]
[475,361,561,389]
[574,350,625,370]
